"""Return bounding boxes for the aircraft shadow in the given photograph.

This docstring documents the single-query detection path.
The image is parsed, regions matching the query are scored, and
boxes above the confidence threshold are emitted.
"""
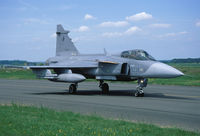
[29,90,191,100]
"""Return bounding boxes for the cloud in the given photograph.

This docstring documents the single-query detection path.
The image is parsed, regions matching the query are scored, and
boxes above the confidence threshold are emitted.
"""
[102,32,123,37]
[99,21,129,27]
[18,0,38,11]
[84,14,95,20]
[196,21,200,27]
[150,23,171,28]
[158,31,188,38]
[76,26,89,32]
[126,12,152,21]
[72,36,96,42]
[102,26,141,37]
[24,18,49,24]
[124,26,141,34]
[178,31,188,34]
[50,33,56,38]
[72,37,81,43]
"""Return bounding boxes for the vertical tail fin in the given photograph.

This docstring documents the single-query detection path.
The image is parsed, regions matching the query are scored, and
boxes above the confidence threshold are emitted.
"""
[56,24,79,56]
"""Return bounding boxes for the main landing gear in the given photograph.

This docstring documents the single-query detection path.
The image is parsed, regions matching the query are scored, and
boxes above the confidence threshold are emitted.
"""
[68,79,148,97]
[135,78,148,97]
[69,81,110,95]
[99,80,109,94]
[69,83,78,94]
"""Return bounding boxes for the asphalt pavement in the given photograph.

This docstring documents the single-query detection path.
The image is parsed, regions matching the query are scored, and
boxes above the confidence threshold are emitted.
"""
[0,79,200,131]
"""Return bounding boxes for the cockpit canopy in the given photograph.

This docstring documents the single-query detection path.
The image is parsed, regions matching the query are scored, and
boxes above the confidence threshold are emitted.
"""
[121,49,156,61]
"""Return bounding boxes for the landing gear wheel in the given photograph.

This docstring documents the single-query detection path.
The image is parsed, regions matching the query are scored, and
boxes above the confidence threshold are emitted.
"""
[135,91,139,97]
[134,78,148,97]
[69,84,77,94]
[135,87,144,97]
[101,83,109,94]
[135,91,144,97]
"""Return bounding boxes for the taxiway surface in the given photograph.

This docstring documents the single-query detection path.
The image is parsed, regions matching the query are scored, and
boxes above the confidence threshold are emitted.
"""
[0,79,199,131]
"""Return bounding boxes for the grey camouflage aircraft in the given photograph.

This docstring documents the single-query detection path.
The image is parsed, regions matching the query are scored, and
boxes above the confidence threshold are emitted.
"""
[29,24,184,97]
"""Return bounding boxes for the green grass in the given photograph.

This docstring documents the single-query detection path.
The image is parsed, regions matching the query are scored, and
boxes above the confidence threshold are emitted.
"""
[0,104,199,136]
[0,63,200,86]
[0,68,36,79]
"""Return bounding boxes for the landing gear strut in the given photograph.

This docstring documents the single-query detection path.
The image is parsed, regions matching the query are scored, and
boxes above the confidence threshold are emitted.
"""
[69,83,77,94]
[135,78,148,97]
[99,80,109,94]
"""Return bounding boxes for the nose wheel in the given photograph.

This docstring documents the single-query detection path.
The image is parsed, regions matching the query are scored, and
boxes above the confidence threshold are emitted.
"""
[135,87,144,97]
[99,80,109,94]
[69,83,77,94]
[134,78,148,97]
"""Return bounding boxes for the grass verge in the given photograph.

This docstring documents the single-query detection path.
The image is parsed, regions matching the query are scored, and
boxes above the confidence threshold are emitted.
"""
[0,68,35,79]
[0,104,199,136]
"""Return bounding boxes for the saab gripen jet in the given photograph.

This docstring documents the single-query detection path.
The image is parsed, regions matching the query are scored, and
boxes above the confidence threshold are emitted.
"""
[28,24,184,97]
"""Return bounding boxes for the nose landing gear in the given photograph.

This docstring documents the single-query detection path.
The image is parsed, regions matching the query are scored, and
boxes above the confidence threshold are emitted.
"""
[135,78,148,97]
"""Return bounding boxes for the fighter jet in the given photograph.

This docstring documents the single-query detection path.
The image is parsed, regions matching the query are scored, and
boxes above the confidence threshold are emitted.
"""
[28,24,184,97]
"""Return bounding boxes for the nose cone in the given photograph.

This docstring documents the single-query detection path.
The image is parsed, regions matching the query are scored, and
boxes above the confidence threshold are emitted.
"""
[143,62,184,78]
[77,74,86,82]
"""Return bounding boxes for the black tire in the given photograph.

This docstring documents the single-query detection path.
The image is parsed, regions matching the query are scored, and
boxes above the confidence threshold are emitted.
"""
[69,84,77,94]
[101,83,109,94]
[135,92,139,97]
[140,93,144,97]
[135,91,144,97]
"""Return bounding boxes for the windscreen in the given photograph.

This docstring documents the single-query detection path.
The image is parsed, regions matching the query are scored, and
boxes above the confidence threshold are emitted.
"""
[121,50,156,61]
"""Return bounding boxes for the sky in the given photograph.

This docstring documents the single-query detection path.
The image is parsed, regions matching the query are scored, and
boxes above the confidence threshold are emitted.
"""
[0,0,200,61]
